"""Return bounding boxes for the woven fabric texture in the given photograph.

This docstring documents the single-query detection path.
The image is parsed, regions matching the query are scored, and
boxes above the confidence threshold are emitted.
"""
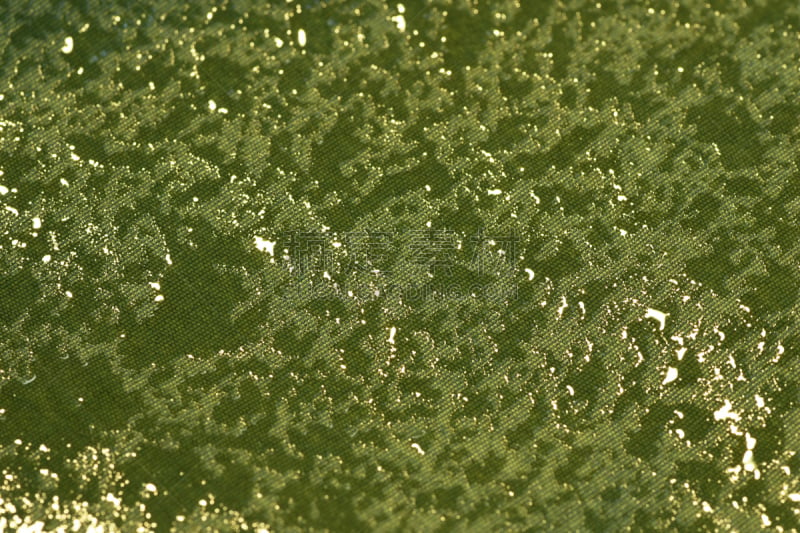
[1,0,800,531]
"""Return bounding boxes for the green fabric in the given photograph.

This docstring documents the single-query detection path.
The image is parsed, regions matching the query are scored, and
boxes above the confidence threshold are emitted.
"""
[1,0,800,530]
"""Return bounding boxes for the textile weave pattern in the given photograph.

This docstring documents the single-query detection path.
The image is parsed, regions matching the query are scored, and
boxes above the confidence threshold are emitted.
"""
[1,0,800,531]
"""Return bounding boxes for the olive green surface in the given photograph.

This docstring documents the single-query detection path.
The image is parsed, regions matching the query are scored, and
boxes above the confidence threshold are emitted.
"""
[1,0,800,531]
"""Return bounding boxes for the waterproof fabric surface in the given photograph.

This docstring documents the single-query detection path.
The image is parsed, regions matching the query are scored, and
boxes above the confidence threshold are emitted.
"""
[1,0,800,531]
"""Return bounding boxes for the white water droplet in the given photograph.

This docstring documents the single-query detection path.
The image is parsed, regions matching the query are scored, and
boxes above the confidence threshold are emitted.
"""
[392,14,406,32]
[61,36,74,54]
[644,308,668,330]
[714,400,740,421]
[743,449,757,472]
[254,236,275,256]
[556,296,568,318]
[105,493,122,508]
